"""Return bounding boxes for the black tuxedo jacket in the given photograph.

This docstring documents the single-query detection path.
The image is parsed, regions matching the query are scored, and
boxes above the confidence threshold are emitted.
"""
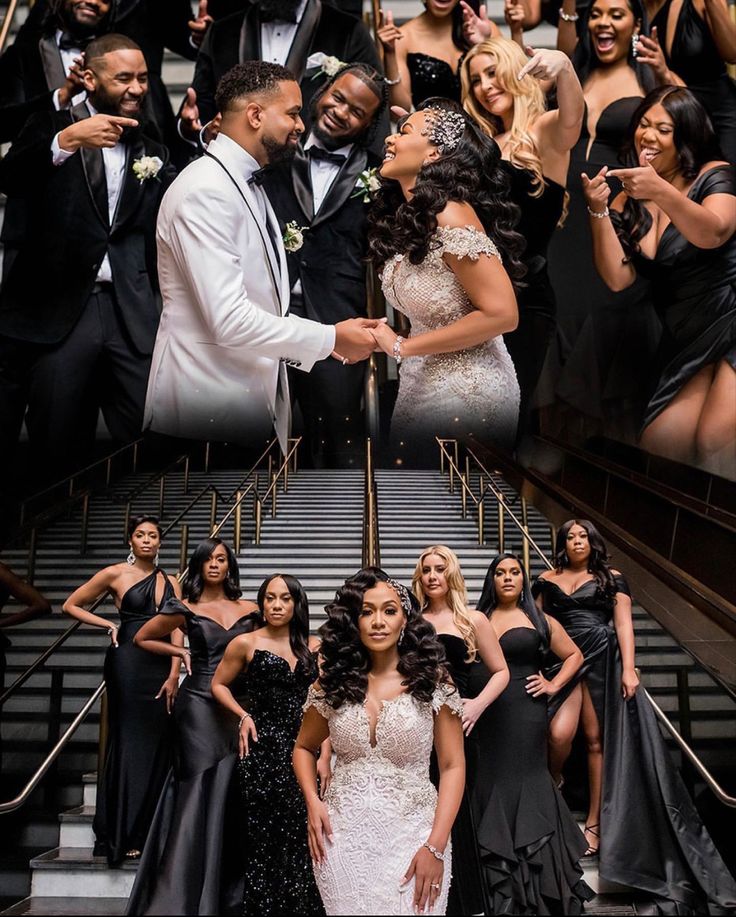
[0,103,175,354]
[191,0,382,130]
[262,143,382,322]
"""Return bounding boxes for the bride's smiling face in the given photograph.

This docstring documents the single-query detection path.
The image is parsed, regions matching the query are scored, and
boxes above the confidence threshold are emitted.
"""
[358,582,405,652]
[380,111,441,181]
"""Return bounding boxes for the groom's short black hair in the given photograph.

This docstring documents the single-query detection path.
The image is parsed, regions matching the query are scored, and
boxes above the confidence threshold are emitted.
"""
[216,61,297,113]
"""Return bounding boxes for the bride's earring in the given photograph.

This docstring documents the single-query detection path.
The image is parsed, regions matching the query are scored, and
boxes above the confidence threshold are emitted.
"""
[631,32,640,58]
[398,626,406,646]
[126,548,136,565]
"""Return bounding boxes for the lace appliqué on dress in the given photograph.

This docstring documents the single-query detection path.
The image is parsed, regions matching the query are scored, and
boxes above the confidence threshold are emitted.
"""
[303,684,332,720]
[436,224,501,262]
[431,681,464,718]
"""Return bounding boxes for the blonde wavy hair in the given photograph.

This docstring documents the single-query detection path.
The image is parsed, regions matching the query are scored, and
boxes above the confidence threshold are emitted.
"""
[412,545,479,662]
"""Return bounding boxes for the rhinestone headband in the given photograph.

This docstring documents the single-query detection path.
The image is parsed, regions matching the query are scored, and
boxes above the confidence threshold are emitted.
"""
[421,106,466,154]
[387,578,413,616]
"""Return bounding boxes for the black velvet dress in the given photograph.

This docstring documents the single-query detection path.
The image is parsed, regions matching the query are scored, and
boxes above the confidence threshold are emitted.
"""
[126,599,261,916]
[407,52,462,107]
[93,568,175,867]
[533,574,736,914]
[465,627,593,915]
[236,649,324,916]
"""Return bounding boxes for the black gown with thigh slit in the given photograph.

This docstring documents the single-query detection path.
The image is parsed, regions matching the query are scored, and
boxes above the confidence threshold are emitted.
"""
[93,568,175,866]
[533,574,736,914]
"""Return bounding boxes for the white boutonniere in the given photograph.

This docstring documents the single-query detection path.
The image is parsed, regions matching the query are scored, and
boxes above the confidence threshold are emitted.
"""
[132,155,163,184]
[351,167,381,203]
[306,51,347,79]
[283,221,308,252]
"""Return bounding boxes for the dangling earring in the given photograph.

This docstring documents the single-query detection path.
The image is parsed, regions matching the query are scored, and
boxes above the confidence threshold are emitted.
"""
[399,626,406,646]
[126,548,136,565]
[631,33,640,58]
[154,551,160,566]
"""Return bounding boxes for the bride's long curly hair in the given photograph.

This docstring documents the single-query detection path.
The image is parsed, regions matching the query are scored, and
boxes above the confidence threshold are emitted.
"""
[318,568,449,709]
[367,98,526,283]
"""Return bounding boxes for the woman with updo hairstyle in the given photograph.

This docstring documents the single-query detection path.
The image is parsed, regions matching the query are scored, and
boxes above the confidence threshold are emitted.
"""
[63,514,182,866]
[368,98,524,457]
[533,520,736,911]
[293,569,465,916]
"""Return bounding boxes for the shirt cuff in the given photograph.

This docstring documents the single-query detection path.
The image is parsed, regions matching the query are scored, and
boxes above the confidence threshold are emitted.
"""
[52,88,63,111]
[51,132,76,165]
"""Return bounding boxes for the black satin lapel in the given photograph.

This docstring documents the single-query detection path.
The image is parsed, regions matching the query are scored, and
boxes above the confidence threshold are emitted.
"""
[238,5,261,62]
[38,35,67,92]
[313,147,367,227]
[111,136,145,233]
[72,103,109,227]
[292,146,314,221]
[286,0,321,82]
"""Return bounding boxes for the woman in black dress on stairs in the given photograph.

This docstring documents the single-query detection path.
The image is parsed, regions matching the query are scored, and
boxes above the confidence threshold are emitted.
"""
[62,514,182,866]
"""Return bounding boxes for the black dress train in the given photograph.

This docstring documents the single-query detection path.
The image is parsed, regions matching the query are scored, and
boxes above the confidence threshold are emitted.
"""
[533,574,736,914]
[465,627,594,915]
[126,599,261,916]
[94,568,174,866]
[236,649,324,916]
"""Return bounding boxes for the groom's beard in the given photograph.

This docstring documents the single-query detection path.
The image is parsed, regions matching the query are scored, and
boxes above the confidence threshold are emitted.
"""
[262,133,299,165]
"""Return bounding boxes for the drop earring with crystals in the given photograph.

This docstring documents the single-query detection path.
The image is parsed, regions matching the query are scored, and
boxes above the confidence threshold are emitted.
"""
[126,548,136,565]
[631,32,640,58]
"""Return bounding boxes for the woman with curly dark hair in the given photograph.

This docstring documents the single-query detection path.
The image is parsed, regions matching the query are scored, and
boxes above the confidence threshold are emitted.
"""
[293,569,465,916]
[533,521,736,912]
[367,98,524,455]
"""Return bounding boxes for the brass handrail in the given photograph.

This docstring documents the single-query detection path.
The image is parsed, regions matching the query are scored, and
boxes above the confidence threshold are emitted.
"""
[362,437,381,567]
[254,438,301,543]
[0,0,21,54]
[436,439,486,545]
[224,437,279,501]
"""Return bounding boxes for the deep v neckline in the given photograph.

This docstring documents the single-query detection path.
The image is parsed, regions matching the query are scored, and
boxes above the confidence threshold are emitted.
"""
[193,610,258,632]
[362,692,410,749]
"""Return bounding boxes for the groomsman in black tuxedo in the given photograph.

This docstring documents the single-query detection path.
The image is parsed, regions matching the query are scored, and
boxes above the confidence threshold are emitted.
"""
[261,63,387,467]
[0,33,175,484]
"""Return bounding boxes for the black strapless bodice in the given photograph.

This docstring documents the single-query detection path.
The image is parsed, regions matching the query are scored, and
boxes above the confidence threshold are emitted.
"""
[240,649,318,744]
[498,625,545,673]
[116,568,174,643]
[502,163,565,268]
[437,633,471,696]
[407,52,461,107]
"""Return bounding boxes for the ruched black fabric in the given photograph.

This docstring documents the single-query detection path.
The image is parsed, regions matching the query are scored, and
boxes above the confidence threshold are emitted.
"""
[126,598,261,916]
[465,627,593,915]
[407,52,461,107]
[534,574,736,914]
[93,568,175,867]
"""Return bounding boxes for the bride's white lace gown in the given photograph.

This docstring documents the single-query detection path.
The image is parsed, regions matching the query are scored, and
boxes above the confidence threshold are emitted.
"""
[304,683,463,916]
[381,225,520,449]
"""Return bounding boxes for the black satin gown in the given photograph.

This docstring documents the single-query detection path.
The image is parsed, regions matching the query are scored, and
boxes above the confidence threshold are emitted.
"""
[407,52,462,107]
[533,574,736,914]
[93,568,175,867]
[464,627,593,915]
[629,165,736,431]
[236,649,324,916]
[126,599,261,916]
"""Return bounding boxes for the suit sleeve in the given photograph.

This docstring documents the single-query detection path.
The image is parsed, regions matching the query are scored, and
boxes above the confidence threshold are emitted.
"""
[0,44,56,144]
[345,19,382,73]
[163,184,336,370]
[149,0,199,61]
[0,110,58,194]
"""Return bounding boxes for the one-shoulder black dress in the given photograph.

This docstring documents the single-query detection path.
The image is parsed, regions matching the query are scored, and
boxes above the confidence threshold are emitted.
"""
[126,598,261,916]
[93,568,174,867]
[533,573,736,914]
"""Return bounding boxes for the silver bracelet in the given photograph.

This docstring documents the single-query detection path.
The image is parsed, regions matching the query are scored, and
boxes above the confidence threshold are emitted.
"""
[383,74,402,86]
[238,712,252,731]
[587,206,609,219]
[423,842,446,862]
[392,335,404,364]
[559,6,579,20]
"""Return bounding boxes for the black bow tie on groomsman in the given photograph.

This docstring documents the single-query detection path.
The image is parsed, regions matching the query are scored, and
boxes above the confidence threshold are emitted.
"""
[307,146,348,166]
[58,31,95,51]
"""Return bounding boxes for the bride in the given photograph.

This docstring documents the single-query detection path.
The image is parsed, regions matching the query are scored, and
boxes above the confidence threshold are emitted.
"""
[368,98,525,455]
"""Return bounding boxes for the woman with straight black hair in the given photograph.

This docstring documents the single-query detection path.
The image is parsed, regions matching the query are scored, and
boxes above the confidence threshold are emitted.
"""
[211,574,324,916]
[126,537,260,915]
[533,520,736,912]
[584,85,735,477]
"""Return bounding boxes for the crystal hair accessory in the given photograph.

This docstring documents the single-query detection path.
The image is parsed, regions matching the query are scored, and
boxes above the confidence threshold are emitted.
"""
[420,107,466,154]
[386,578,413,615]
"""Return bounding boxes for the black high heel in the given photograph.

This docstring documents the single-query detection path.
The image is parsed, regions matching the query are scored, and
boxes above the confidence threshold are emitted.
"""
[582,823,600,857]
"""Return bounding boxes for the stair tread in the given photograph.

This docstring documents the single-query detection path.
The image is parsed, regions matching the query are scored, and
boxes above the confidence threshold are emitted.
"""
[29,848,137,870]
[1,897,128,915]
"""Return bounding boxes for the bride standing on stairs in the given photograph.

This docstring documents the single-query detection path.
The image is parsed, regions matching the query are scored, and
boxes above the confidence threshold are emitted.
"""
[62,514,182,867]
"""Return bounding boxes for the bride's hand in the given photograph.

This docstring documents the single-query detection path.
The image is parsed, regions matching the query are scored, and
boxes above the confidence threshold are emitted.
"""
[402,845,444,914]
[369,322,399,356]
[306,797,333,865]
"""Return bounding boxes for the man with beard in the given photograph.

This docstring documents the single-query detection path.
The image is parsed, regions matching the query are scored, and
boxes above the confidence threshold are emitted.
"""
[143,62,380,451]
[177,0,382,151]
[0,34,175,486]
[261,63,386,467]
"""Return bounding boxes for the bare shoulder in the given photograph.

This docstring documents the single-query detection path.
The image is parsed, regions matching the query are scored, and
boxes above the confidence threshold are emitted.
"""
[308,635,321,652]
[436,200,483,231]
[469,608,490,627]
[238,598,259,612]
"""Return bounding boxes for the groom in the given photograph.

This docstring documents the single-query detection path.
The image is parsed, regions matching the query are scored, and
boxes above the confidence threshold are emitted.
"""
[143,61,378,449]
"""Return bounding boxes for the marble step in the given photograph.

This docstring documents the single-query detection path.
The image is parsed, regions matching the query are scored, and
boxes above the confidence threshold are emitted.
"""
[28,849,136,898]
[1,897,128,915]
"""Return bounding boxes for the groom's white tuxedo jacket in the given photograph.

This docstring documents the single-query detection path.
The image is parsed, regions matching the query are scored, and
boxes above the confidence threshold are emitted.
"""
[143,133,335,448]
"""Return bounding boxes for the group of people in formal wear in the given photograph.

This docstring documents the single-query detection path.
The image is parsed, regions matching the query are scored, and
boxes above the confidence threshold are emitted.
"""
[60,515,736,914]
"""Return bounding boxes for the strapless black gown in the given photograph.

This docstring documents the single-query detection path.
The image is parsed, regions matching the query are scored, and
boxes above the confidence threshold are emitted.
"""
[465,627,593,915]
[407,52,461,107]
[93,568,174,867]
[533,574,736,914]
[126,599,261,916]
[630,165,736,431]
[236,649,324,915]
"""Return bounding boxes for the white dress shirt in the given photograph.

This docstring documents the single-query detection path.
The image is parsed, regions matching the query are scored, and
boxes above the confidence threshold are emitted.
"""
[51,102,126,283]
[52,29,87,110]
[260,0,310,65]
[304,133,354,214]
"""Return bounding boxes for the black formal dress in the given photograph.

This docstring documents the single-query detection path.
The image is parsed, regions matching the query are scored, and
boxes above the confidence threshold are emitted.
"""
[126,599,261,916]
[93,569,175,867]
[628,164,736,432]
[407,52,462,107]
[236,649,324,916]
[533,574,736,914]
[464,627,593,915]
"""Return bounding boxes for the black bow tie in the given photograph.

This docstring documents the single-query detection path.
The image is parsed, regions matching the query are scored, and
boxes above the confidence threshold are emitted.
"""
[248,168,266,186]
[307,146,348,166]
[58,31,94,51]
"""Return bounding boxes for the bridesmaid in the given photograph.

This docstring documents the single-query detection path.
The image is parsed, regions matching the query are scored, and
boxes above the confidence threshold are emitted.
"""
[471,553,590,915]
[533,519,736,912]
[126,537,261,916]
[62,514,181,865]
[211,574,324,916]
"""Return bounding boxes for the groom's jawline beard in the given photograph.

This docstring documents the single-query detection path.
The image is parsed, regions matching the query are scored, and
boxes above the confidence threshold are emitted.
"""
[262,133,298,165]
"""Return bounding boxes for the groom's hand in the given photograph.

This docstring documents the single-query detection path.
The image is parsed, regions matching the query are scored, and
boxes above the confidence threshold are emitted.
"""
[334,318,385,363]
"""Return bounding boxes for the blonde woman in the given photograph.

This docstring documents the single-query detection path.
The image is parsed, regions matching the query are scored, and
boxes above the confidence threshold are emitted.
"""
[461,38,584,437]
[412,544,510,915]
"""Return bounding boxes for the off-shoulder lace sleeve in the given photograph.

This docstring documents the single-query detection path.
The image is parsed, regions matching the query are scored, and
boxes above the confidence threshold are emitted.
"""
[303,684,332,720]
[437,224,500,262]
[431,682,463,717]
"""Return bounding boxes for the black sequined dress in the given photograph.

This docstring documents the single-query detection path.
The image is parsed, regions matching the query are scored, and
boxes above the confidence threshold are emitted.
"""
[236,649,324,916]
[407,52,461,107]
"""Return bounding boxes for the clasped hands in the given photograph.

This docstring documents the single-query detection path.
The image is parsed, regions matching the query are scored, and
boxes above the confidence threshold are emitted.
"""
[332,317,403,365]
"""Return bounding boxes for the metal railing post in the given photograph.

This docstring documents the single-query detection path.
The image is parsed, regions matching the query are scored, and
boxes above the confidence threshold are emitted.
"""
[80,492,90,554]
[179,523,189,574]
[498,497,505,554]
[255,499,263,544]
[27,528,38,585]
[449,460,455,494]
[461,474,468,519]
[132,441,139,473]
[105,457,112,488]
[478,495,485,546]
[183,455,190,495]
[234,491,243,554]
[123,502,131,542]
[44,669,64,808]
[271,473,278,518]
[204,442,211,474]
[209,489,218,535]
[158,476,166,517]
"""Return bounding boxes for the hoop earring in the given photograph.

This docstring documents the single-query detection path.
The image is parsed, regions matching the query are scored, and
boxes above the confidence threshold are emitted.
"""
[126,549,136,565]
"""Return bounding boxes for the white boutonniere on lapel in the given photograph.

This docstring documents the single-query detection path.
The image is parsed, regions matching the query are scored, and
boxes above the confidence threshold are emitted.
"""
[351,167,381,203]
[132,155,163,184]
[306,51,347,79]
[283,221,308,252]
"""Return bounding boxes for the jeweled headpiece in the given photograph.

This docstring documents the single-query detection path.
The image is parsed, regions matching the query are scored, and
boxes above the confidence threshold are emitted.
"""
[420,106,466,154]
[387,578,413,616]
